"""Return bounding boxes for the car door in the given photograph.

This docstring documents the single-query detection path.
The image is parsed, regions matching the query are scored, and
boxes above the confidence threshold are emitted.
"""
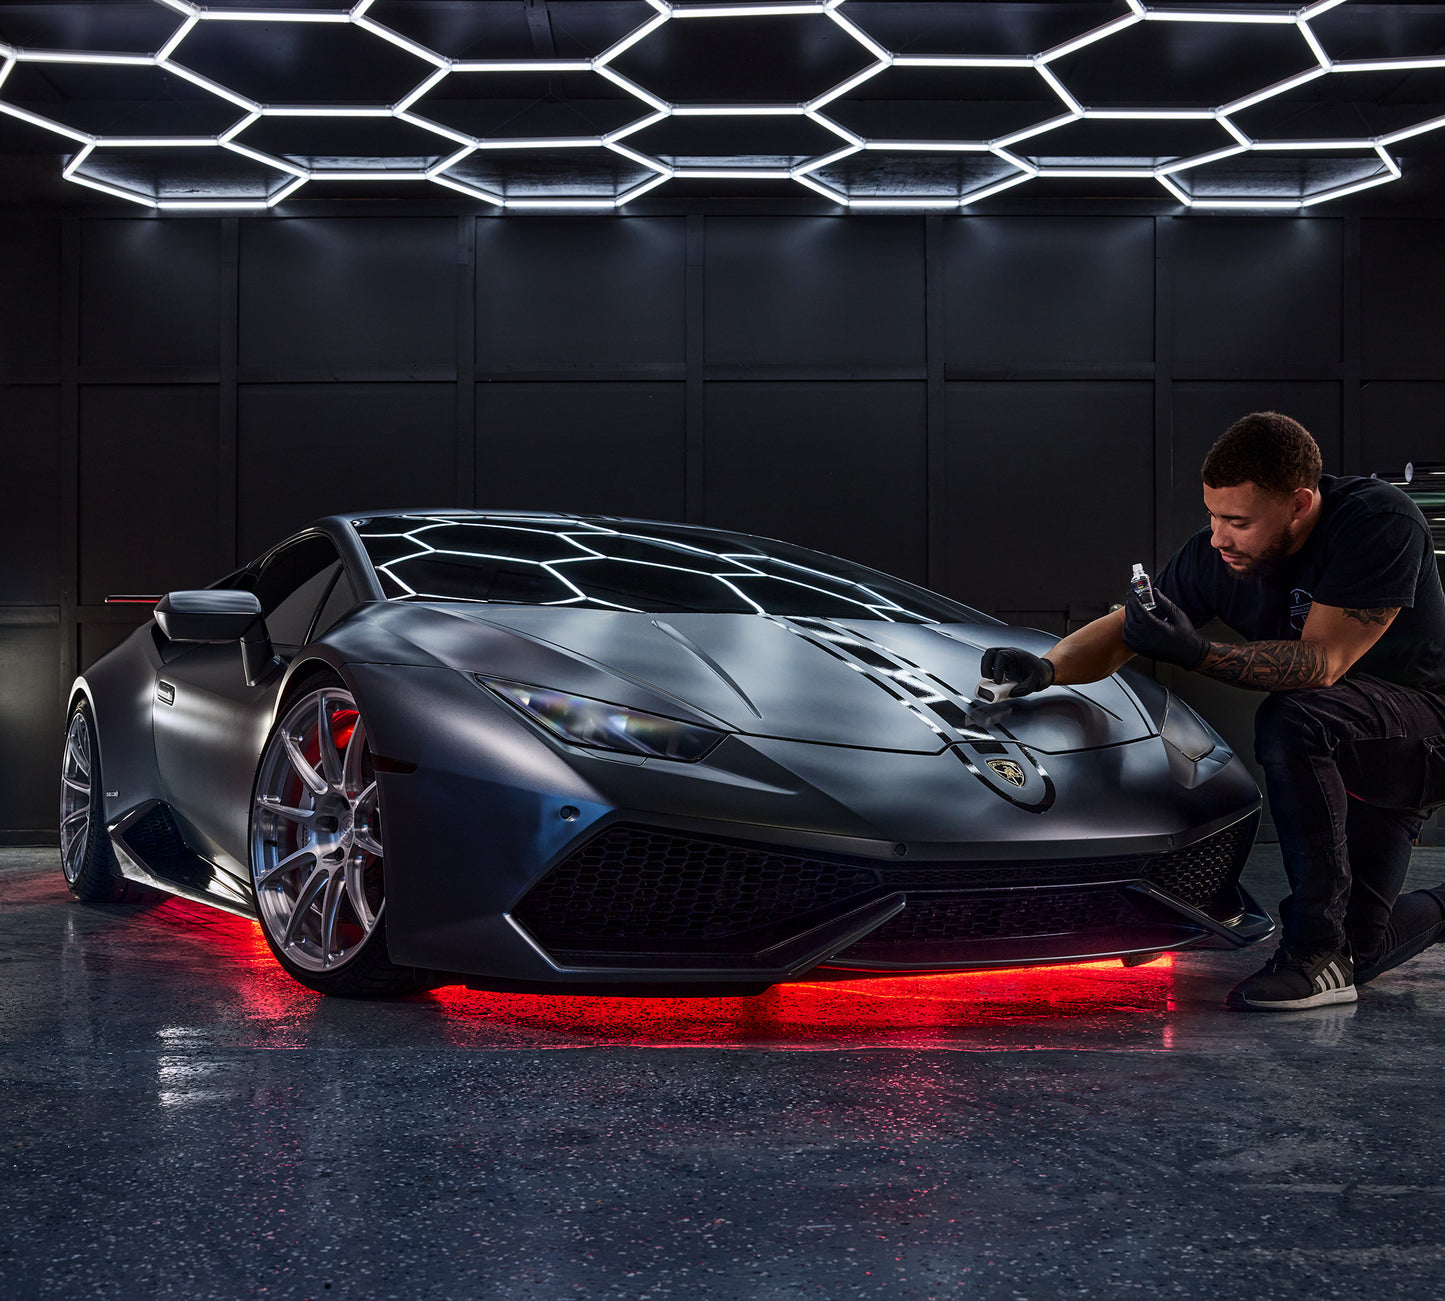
[152,533,348,884]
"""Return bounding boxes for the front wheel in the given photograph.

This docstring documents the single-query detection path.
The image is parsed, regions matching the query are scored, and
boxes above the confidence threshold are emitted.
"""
[249,683,418,997]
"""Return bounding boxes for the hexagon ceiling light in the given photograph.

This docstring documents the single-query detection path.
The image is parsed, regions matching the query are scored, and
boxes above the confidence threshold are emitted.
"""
[1,0,1443,211]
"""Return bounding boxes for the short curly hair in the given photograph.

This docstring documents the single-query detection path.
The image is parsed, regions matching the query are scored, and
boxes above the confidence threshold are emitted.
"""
[1201,411,1322,498]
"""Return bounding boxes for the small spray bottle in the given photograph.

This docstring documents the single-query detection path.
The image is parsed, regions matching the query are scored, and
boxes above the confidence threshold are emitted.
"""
[1130,563,1157,611]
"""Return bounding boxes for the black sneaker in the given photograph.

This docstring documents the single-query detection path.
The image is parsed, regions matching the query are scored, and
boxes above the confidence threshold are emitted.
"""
[1226,949,1356,1012]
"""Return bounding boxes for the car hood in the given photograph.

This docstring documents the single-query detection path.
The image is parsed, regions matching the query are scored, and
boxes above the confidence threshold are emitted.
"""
[383,605,1155,756]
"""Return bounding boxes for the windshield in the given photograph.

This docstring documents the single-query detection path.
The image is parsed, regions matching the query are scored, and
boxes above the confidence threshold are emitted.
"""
[351,514,994,625]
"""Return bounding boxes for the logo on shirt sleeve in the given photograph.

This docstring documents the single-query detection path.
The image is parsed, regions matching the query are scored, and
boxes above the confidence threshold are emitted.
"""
[1290,588,1313,631]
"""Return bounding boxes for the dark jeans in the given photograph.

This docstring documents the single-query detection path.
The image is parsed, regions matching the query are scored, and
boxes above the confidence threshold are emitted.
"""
[1253,675,1445,958]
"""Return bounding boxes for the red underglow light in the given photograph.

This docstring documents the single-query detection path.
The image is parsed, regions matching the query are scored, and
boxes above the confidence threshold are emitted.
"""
[121,893,1181,1049]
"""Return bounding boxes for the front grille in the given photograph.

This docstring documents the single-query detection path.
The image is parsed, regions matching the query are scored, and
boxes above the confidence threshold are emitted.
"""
[513,817,1256,955]
[859,887,1141,945]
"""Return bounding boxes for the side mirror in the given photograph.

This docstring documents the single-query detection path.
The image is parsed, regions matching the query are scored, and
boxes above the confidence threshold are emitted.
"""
[154,590,262,642]
[154,590,278,688]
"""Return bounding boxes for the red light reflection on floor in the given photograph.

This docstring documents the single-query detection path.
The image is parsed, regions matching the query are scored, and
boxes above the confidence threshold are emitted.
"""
[425,957,1179,1048]
[138,895,1178,1048]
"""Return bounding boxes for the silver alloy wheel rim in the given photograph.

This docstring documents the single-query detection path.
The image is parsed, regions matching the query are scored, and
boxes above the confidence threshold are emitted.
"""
[250,687,385,973]
[60,712,92,884]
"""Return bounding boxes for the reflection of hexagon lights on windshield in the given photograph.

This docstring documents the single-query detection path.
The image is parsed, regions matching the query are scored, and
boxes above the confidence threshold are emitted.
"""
[0,0,1441,210]
[480,678,726,762]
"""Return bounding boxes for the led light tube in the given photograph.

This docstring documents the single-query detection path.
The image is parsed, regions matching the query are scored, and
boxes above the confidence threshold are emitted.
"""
[161,62,260,112]
[452,60,592,73]
[604,140,672,173]
[1219,116,1253,147]
[825,10,892,63]
[157,0,198,14]
[1037,166,1157,178]
[791,171,849,204]
[989,148,1040,175]
[595,13,673,67]
[1222,66,1328,116]
[66,173,157,206]
[891,55,1032,69]
[1036,65,1084,115]
[197,10,349,23]
[1301,0,1349,17]
[394,68,450,114]
[849,196,963,208]
[61,142,95,176]
[221,140,311,177]
[266,176,309,205]
[1254,138,1379,151]
[1301,170,1397,206]
[504,197,620,208]
[1143,10,1298,24]
[992,114,1080,149]
[261,106,393,117]
[427,145,478,176]
[219,112,262,142]
[310,170,430,181]
[1381,114,1445,147]
[0,102,94,144]
[158,198,270,210]
[807,111,864,146]
[16,50,156,66]
[97,136,216,148]
[351,0,378,16]
[594,65,672,114]
[157,17,198,63]
[672,104,802,116]
[1297,20,1331,69]
[1190,197,1303,209]
[1155,143,1248,175]
[427,174,505,206]
[671,167,792,177]
[1039,13,1143,63]
[1155,173,1194,205]
[394,111,478,149]
[615,171,674,204]
[1376,146,1403,178]
[352,16,450,67]
[1334,57,1445,73]
[959,171,1034,204]
[1085,109,1216,121]
[807,60,890,112]
[604,110,672,144]
[790,142,862,174]
[864,139,990,152]
[0,56,14,93]
[670,3,834,16]
[475,137,600,150]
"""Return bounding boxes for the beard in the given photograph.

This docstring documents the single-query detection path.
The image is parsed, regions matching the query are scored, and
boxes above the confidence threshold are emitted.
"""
[1224,526,1293,582]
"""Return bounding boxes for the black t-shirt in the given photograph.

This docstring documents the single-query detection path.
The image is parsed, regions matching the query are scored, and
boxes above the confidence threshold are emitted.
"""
[1158,475,1445,691]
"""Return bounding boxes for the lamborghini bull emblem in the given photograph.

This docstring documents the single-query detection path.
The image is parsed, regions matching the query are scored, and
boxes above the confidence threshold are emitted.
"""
[986,758,1027,788]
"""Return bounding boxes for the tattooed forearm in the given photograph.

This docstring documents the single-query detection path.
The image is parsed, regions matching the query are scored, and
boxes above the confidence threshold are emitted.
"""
[1343,607,1398,627]
[1196,639,1332,691]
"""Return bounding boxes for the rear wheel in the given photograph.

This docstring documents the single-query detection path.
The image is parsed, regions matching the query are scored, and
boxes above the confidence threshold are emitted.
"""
[249,683,418,997]
[59,702,144,902]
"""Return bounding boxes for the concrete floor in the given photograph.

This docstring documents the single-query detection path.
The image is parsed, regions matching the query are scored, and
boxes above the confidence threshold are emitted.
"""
[3,845,1445,1301]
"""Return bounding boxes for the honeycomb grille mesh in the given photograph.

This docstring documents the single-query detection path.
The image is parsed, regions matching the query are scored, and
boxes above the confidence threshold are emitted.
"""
[514,819,1254,952]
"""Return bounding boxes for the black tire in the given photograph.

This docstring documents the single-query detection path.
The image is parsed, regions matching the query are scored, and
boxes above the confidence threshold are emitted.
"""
[249,673,420,998]
[59,701,148,903]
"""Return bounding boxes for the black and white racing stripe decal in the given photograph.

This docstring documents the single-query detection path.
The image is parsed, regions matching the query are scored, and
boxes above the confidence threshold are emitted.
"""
[768,616,1056,813]
[1315,959,1351,992]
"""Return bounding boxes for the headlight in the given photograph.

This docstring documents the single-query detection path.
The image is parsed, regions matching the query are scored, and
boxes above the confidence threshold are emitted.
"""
[1160,695,1220,762]
[480,678,725,762]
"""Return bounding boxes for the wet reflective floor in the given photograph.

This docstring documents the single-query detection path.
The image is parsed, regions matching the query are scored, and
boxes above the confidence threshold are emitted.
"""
[4,845,1445,1299]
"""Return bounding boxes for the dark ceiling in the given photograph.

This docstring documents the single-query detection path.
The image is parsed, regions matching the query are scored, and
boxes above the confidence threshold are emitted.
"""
[3,1,1445,212]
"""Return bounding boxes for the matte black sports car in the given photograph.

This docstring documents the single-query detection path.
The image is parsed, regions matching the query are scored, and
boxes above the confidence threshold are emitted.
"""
[61,511,1273,996]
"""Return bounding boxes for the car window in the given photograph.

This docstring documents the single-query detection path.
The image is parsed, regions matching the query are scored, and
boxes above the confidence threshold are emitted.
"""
[254,537,343,647]
[309,568,360,640]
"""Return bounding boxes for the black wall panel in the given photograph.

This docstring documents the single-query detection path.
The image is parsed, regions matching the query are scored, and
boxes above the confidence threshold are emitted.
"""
[704,382,927,580]
[78,385,220,605]
[1361,220,1445,378]
[475,382,685,518]
[0,386,60,605]
[4,209,1440,836]
[237,382,457,558]
[1360,382,1445,477]
[704,218,925,368]
[944,382,1155,630]
[1172,219,1342,370]
[0,626,61,837]
[80,220,221,370]
[475,218,685,369]
[239,218,457,371]
[943,216,1154,367]
[0,219,60,369]
[1167,382,1342,560]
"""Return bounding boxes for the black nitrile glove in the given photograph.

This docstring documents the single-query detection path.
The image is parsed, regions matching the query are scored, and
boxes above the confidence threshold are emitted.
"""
[979,646,1055,698]
[1122,589,1209,670]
